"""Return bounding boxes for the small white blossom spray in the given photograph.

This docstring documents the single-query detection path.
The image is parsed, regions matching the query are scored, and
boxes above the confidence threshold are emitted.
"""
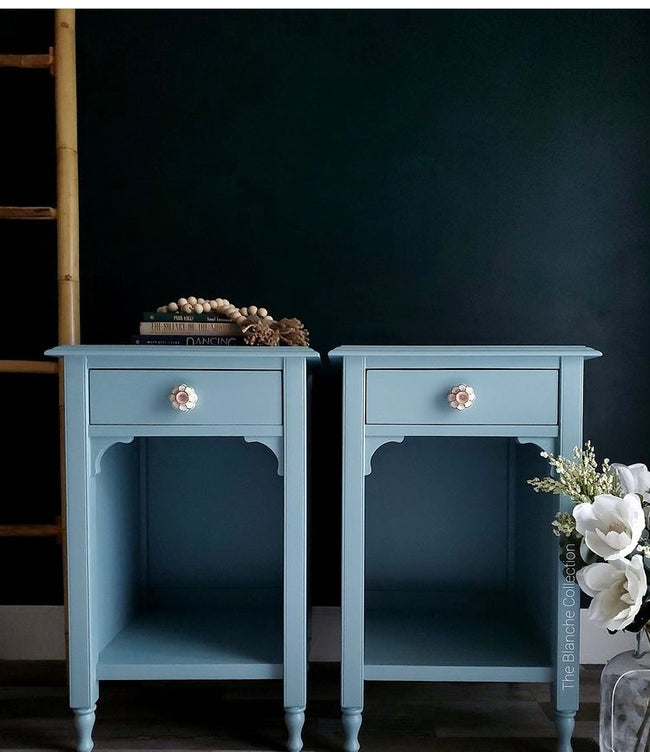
[528,441,621,535]
[528,441,621,504]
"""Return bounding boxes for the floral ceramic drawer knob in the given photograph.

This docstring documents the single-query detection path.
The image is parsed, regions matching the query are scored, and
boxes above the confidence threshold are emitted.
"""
[169,384,198,411]
[447,384,475,410]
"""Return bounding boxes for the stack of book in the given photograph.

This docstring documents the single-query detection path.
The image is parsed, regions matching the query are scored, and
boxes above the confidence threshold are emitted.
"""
[132,310,246,346]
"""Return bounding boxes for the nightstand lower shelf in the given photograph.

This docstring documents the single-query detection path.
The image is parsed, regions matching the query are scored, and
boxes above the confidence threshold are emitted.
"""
[364,591,552,683]
[97,588,284,681]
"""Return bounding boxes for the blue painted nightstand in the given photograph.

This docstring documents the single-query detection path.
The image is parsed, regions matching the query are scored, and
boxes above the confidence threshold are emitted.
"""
[328,345,601,752]
[46,345,319,752]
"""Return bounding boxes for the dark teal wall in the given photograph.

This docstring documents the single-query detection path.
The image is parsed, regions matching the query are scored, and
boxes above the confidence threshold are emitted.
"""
[1,10,649,605]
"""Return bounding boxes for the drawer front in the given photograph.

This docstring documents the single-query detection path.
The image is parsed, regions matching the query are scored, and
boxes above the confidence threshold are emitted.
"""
[90,369,282,425]
[366,369,558,425]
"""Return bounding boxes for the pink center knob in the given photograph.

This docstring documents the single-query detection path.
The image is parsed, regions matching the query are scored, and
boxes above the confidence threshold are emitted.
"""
[447,384,475,410]
[169,384,198,411]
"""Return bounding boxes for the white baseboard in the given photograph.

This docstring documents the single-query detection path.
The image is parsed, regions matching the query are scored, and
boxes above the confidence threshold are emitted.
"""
[579,610,637,663]
[0,604,636,665]
[0,606,66,660]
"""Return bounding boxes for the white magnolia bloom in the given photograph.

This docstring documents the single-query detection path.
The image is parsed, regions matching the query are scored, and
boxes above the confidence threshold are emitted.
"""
[573,493,645,560]
[577,555,647,631]
[612,462,650,503]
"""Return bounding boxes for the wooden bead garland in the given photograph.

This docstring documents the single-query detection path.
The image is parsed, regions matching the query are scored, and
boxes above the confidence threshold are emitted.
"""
[155,297,309,347]
[157,297,273,323]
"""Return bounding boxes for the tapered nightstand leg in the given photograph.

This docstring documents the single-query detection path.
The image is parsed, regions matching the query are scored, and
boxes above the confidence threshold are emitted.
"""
[73,704,96,752]
[555,710,575,752]
[342,707,362,752]
[285,706,305,752]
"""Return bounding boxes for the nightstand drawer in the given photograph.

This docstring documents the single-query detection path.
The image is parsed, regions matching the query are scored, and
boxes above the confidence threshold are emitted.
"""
[366,369,558,425]
[89,369,282,425]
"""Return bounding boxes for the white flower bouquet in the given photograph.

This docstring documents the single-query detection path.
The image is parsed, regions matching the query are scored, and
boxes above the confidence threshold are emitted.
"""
[528,442,650,633]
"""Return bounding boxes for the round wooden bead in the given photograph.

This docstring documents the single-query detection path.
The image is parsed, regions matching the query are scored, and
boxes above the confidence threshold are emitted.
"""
[194,303,204,314]
[167,302,179,312]
[178,298,187,306]
[187,296,197,305]
[239,307,248,316]
[181,303,193,314]
[258,307,268,317]
[248,305,258,315]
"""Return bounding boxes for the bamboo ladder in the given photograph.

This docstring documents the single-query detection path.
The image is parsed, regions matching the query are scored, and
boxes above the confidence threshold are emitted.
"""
[0,9,79,646]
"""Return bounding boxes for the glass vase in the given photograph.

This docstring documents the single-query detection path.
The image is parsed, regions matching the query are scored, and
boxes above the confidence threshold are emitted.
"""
[600,628,650,752]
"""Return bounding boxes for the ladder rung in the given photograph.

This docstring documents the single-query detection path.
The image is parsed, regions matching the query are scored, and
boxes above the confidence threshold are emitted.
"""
[0,523,62,538]
[0,206,57,220]
[0,52,52,69]
[0,360,58,374]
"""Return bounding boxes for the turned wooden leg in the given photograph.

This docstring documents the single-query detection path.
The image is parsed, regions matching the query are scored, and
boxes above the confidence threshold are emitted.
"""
[342,707,362,752]
[555,709,575,752]
[285,706,305,752]
[73,704,96,752]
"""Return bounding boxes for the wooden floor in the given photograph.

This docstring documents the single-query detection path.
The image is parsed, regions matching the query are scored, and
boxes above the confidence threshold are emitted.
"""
[0,661,601,751]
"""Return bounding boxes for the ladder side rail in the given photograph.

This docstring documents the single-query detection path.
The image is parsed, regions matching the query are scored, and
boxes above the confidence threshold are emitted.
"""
[55,8,80,347]
[54,8,80,666]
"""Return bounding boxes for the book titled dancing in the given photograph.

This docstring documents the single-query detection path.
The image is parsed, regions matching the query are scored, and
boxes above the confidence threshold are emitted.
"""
[132,334,246,346]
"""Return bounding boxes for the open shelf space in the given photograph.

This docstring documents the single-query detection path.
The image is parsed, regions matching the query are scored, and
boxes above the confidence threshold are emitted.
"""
[363,437,554,684]
[364,591,552,682]
[94,436,286,682]
[98,588,283,680]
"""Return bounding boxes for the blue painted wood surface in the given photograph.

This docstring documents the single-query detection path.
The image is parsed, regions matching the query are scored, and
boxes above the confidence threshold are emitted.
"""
[89,369,283,425]
[366,368,558,424]
[330,345,601,752]
[47,345,318,752]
